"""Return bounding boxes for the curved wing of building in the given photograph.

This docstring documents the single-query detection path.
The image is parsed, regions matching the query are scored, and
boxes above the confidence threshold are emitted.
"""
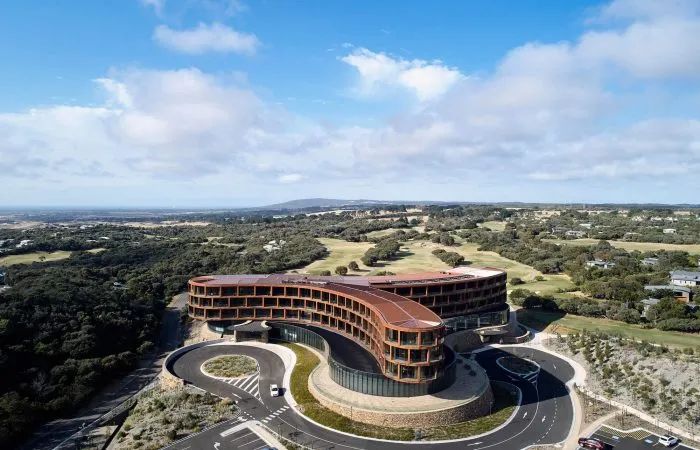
[188,267,507,384]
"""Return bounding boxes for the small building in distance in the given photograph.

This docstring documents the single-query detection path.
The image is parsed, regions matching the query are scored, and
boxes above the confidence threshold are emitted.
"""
[670,270,700,287]
[641,257,659,267]
[644,284,692,303]
[586,260,616,270]
[565,230,586,238]
[663,228,677,234]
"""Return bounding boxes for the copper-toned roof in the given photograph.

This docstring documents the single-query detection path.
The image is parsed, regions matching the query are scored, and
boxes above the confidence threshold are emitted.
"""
[191,267,504,288]
[189,271,472,328]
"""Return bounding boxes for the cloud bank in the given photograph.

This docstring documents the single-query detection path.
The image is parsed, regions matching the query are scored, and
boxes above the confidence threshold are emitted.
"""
[3,0,700,206]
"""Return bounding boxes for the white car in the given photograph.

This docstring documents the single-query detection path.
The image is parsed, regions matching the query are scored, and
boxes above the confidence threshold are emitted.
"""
[658,435,679,447]
[269,384,280,397]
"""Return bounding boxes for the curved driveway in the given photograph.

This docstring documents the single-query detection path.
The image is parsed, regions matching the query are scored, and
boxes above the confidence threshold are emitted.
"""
[165,344,575,450]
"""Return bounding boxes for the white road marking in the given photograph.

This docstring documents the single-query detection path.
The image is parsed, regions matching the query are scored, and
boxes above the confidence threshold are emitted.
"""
[213,442,220,450]
[541,416,546,422]
[241,375,259,391]
[467,442,482,446]
[523,411,528,418]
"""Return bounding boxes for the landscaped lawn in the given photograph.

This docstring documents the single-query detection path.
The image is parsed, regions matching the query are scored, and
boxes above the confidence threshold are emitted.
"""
[455,241,575,295]
[544,238,700,255]
[516,308,700,348]
[203,355,257,378]
[299,238,374,274]
[282,343,519,441]
[0,250,72,266]
[420,383,518,440]
[299,237,576,297]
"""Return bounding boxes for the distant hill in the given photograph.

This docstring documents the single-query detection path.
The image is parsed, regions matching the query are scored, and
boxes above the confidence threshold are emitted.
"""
[260,198,393,210]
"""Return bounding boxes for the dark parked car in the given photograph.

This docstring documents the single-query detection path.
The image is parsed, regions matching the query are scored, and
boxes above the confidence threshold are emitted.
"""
[578,437,608,450]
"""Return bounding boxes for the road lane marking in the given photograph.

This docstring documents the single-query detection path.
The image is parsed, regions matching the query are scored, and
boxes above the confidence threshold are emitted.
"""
[236,438,259,447]
[523,411,528,418]
[541,416,546,422]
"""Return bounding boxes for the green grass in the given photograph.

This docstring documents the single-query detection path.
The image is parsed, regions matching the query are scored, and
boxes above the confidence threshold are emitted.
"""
[300,238,374,274]
[203,355,257,378]
[420,384,518,440]
[365,228,403,239]
[516,309,700,349]
[299,237,576,296]
[455,241,575,295]
[0,250,72,266]
[283,343,519,441]
[543,238,700,255]
[282,343,414,440]
[479,221,507,231]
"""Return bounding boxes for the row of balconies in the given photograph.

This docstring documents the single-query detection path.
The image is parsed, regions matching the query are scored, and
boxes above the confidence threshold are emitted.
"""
[377,276,506,297]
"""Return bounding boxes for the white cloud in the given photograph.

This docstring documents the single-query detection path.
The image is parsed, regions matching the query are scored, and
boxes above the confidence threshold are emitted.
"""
[154,23,260,55]
[277,173,304,183]
[340,48,463,101]
[4,0,700,206]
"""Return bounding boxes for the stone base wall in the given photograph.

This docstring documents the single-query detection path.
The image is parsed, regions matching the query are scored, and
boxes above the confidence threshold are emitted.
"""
[445,330,484,352]
[159,370,185,391]
[308,378,494,428]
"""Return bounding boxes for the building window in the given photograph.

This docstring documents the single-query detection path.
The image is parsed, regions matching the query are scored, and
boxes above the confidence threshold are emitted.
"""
[394,348,408,361]
[400,332,417,346]
[222,287,236,296]
[400,366,416,379]
[410,349,428,363]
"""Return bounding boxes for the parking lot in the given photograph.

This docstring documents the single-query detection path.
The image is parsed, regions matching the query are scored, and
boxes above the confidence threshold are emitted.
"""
[580,425,697,450]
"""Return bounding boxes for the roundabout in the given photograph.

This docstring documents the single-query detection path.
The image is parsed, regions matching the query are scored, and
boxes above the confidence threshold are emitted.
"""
[162,341,576,450]
[201,355,258,379]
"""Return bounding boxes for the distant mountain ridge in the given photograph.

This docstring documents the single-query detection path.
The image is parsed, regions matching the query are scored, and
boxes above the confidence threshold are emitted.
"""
[256,198,700,212]
[260,198,399,210]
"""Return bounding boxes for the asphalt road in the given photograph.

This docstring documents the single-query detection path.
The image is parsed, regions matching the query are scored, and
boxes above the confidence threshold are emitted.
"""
[166,343,576,450]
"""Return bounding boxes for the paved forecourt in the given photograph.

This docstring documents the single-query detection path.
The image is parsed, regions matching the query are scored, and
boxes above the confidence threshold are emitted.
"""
[584,424,697,450]
[165,341,577,450]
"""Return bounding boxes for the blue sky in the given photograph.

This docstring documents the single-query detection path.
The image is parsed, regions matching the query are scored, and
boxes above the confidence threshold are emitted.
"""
[2,0,700,207]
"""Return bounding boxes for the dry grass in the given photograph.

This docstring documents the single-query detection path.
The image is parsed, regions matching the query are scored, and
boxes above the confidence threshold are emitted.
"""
[299,237,575,296]
[544,238,700,255]
[300,238,374,274]
[203,355,257,378]
[0,250,72,266]
[479,221,507,231]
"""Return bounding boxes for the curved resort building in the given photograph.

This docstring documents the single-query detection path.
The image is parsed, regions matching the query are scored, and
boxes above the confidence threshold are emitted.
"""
[187,267,507,388]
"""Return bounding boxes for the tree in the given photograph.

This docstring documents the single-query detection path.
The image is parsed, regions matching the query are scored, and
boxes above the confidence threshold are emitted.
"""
[334,265,348,275]
[509,288,532,305]
[509,277,525,286]
[319,270,331,276]
[348,261,359,271]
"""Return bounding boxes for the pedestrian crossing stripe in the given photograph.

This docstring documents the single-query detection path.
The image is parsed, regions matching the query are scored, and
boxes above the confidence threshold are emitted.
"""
[223,373,262,400]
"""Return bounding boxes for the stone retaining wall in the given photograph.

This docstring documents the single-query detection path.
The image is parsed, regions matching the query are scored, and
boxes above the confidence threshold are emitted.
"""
[308,375,494,428]
[444,330,483,352]
[159,339,225,391]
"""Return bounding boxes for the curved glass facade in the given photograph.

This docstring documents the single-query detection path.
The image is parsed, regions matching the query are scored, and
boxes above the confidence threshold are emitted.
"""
[271,323,456,397]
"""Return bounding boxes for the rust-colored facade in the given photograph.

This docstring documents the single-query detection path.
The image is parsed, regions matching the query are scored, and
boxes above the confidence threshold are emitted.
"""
[187,267,507,384]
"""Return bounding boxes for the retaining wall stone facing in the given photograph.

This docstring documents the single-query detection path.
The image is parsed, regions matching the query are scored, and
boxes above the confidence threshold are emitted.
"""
[308,377,494,428]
